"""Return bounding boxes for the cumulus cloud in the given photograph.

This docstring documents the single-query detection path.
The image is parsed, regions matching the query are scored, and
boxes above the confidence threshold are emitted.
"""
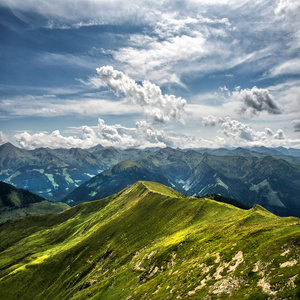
[135,121,176,148]
[14,118,214,150]
[97,66,186,124]
[202,115,226,126]
[220,118,287,145]
[14,118,186,150]
[134,120,205,148]
[232,86,282,117]
[293,120,300,132]
[0,131,9,145]
[13,117,300,150]
[14,119,138,150]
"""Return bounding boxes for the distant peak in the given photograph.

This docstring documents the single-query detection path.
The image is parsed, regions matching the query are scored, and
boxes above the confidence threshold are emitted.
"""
[1,142,18,149]
[0,142,22,152]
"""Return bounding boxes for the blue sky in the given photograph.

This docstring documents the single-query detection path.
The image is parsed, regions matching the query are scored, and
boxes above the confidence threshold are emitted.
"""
[0,0,299,149]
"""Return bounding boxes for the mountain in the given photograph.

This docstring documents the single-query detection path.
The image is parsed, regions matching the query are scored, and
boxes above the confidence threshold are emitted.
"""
[157,153,300,217]
[194,146,300,164]
[2,143,300,214]
[0,143,152,201]
[88,146,153,166]
[64,148,300,217]
[63,159,172,206]
[0,142,36,180]
[0,181,69,223]
[4,165,99,200]
[138,147,204,186]
[0,182,299,299]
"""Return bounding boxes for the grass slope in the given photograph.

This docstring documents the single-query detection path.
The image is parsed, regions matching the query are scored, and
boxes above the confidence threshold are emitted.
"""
[0,181,299,300]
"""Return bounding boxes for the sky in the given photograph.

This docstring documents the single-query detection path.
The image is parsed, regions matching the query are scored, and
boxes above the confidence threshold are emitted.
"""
[0,0,299,150]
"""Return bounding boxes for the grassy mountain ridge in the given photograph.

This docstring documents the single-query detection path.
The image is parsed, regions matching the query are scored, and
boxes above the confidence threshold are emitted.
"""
[0,181,299,299]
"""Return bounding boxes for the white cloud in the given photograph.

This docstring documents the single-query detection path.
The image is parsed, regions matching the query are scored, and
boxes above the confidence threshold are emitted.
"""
[14,119,138,150]
[14,117,300,150]
[202,115,226,126]
[111,32,208,83]
[218,118,299,147]
[5,0,292,86]
[106,10,244,83]
[3,0,156,26]
[97,66,186,123]
[274,0,300,18]
[14,118,205,150]
[269,58,300,77]
[0,131,9,145]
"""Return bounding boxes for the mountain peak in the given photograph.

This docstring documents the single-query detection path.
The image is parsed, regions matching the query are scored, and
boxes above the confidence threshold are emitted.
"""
[139,181,185,198]
[0,142,26,157]
[111,159,138,173]
[0,142,19,150]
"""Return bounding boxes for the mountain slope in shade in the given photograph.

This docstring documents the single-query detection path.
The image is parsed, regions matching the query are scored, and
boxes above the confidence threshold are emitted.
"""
[131,150,300,217]
[63,148,300,217]
[184,155,300,217]
[0,181,299,299]
[63,160,173,206]
[0,181,69,223]
[0,143,153,201]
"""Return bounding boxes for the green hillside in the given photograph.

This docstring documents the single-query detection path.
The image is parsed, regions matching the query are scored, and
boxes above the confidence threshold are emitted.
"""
[0,181,69,223]
[0,181,299,299]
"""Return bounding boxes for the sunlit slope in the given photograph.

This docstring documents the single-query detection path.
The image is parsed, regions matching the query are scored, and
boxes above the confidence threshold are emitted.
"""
[0,181,299,299]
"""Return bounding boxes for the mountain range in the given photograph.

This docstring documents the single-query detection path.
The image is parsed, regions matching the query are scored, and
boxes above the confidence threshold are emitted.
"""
[0,142,153,201]
[63,147,300,218]
[0,181,299,299]
[1,142,300,217]
[0,181,69,224]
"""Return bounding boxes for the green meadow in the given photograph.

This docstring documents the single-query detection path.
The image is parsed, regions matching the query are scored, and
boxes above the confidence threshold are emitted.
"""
[0,181,299,299]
